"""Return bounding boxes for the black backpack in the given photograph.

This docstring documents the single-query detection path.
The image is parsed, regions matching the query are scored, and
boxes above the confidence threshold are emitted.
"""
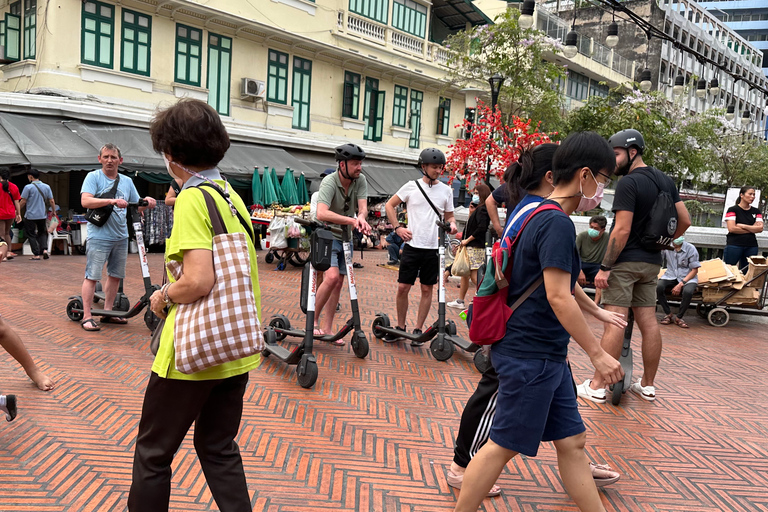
[636,169,678,251]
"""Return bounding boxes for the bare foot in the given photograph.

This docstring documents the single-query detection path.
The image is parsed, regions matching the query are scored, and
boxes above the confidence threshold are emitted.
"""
[28,369,54,391]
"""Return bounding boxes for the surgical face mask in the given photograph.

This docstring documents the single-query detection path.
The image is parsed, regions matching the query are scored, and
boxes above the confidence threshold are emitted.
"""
[587,228,601,238]
[162,154,180,180]
[576,172,605,212]
[472,194,480,204]
[674,236,685,245]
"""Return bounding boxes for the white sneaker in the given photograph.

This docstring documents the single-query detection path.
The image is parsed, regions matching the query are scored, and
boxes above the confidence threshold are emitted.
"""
[630,379,656,401]
[447,299,465,309]
[576,379,607,404]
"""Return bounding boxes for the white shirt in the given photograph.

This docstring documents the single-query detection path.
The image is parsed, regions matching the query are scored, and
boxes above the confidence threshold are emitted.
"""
[309,191,320,222]
[394,179,454,249]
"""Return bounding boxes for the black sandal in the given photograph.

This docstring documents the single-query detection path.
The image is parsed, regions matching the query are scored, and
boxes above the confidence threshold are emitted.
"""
[81,319,101,331]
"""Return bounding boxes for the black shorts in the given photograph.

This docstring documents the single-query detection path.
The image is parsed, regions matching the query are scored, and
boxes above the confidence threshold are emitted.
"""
[398,244,439,286]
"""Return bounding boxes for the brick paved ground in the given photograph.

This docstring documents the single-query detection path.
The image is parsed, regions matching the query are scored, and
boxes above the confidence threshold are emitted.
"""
[1,249,767,511]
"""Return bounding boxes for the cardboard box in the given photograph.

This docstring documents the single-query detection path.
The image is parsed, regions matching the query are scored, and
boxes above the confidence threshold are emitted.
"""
[702,286,760,306]
[745,256,768,289]
[698,259,730,285]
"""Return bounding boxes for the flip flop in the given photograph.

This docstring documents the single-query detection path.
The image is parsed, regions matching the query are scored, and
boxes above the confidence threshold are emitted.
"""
[42,252,50,260]
[81,319,101,331]
[446,470,501,497]
[101,316,128,324]
[590,462,621,487]
[29,257,41,260]
[660,314,674,325]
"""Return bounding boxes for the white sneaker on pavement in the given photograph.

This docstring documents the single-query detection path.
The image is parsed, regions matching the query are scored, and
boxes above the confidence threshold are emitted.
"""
[447,299,465,309]
[630,379,656,401]
[576,379,607,404]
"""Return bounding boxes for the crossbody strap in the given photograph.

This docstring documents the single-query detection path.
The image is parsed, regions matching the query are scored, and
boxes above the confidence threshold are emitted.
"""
[198,183,255,243]
[32,181,52,204]
[199,189,228,236]
[414,180,444,221]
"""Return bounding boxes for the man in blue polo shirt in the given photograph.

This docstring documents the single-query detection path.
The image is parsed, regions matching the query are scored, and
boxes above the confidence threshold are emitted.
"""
[20,169,55,260]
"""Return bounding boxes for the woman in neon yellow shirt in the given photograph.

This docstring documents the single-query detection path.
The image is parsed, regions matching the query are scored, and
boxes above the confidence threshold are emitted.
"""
[128,99,261,511]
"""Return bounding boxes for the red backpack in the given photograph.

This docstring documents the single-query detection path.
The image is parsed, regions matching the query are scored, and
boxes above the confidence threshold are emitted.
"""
[468,203,564,345]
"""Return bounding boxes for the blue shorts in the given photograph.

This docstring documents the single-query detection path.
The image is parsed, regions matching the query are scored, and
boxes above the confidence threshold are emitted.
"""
[329,239,352,275]
[85,238,129,281]
[489,352,585,457]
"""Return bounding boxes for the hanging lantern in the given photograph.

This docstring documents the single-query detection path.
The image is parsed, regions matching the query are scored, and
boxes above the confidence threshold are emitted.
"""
[606,22,619,48]
[563,31,578,59]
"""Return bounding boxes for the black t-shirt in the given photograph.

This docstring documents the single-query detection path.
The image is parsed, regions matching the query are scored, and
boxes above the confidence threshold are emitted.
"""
[725,205,763,247]
[492,185,527,228]
[611,166,681,266]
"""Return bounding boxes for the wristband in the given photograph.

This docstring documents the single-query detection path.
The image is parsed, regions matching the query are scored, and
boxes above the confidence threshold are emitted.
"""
[599,264,612,272]
[162,283,174,305]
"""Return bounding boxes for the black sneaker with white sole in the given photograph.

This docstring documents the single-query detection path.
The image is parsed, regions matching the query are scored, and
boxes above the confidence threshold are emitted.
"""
[410,328,425,346]
[383,326,406,343]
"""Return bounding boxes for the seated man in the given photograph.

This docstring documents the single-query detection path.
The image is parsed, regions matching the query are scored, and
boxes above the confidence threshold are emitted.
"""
[576,215,609,285]
[657,236,700,328]
[385,221,406,265]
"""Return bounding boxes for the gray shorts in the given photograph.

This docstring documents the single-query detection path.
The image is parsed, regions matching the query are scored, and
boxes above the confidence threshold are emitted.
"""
[85,238,129,281]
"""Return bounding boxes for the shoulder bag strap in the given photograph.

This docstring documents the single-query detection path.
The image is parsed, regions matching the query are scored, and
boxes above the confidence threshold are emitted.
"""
[635,168,663,193]
[198,183,255,243]
[32,182,50,203]
[414,180,444,221]
[199,189,228,236]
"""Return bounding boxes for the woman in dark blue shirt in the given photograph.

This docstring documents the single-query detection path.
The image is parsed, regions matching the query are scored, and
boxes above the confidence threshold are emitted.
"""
[454,133,624,512]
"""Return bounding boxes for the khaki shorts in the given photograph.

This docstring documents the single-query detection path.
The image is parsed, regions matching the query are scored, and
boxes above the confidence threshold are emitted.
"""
[601,261,660,308]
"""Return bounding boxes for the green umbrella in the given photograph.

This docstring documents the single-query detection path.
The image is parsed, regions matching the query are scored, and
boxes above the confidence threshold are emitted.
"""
[270,168,285,205]
[261,166,278,206]
[280,169,300,206]
[251,167,262,207]
[296,173,309,204]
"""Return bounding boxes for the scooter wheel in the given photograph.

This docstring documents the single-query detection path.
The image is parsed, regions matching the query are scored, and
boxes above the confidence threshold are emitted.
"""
[473,350,492,373]
[296,359,318,388]
[66,297,84,322]
[611,380,624,406]
[352,332,369,359]
[265,252,275,264]
[371,314,390,339]
[93,282,103,303]
[117,295,131,312]
[144,309,161,332]
[430,336,454,361]
[269,314,291,341]
[446,319,457,336]
[696,303,708,319]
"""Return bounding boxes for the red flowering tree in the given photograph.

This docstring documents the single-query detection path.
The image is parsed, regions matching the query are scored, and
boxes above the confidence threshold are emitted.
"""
[445,101,556,187]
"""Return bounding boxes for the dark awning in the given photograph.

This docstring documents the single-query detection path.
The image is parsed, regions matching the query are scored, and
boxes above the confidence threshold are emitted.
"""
[0,113,99,172]
[432,0,492,31]
[62,120,164,173]
[363,159,422,197]
[220,143,317,178]
[0,122,29,167]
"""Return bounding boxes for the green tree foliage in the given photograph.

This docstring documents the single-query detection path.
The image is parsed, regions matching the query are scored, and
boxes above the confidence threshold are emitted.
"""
[443,8,566,132]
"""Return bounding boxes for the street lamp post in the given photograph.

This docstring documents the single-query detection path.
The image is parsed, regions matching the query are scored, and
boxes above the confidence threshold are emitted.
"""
[486,73,505,186]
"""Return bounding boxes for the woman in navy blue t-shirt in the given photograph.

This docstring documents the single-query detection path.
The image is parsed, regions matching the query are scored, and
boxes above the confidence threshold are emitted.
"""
[454,133,624,512]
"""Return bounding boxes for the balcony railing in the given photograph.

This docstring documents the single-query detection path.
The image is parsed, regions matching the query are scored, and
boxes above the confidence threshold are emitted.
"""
[392,31,423,55]
[346,12,386,43]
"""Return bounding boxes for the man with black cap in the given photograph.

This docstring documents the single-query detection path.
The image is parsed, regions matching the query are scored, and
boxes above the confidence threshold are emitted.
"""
[577,129,690,404]
[314,144,371,342]
[384,148,457,345]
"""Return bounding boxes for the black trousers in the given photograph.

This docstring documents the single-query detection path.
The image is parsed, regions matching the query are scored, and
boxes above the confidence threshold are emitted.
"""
[128,372,252,512]
[656,279,698,318]
[453,361,578,468]
[24,218,48,256]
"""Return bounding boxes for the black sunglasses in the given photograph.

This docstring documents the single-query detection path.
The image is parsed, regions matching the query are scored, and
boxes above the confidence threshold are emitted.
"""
[344,195,351,213]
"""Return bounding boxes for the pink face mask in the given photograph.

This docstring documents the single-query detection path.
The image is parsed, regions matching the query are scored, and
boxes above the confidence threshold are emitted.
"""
[576,172,605,212]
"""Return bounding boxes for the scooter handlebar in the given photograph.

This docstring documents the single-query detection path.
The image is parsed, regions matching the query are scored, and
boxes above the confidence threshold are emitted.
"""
[436,219,452,232]
[294,216,343,236]
[128,200,149,207]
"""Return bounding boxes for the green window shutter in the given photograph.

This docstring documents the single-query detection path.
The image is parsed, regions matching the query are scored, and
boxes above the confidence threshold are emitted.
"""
[409,89,423,149]
[81,1,113,68]
[22,0,34,59]
[174,24,201,86]
[392,85,408,127]
[342,71,360,119]
[121,9,151,75]
[363,77,379,141]
[1,20,6,50]
[348,0,388,25]
[437,97,451,136]
[292,57,312,130]
[392,0,426,38]
[4,13,20,62]
[207,33,231,116]
[373,90,385,142]
[267,49,288,104]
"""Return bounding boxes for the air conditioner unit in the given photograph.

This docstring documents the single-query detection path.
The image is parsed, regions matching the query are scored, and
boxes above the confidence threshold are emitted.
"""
[241,78,266,99]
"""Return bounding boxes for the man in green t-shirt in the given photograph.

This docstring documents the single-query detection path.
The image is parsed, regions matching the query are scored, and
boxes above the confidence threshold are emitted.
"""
[314,143,372,341]
[576,215,609,287]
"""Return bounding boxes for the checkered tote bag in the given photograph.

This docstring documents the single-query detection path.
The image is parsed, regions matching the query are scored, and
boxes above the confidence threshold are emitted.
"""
[167,189,263,374]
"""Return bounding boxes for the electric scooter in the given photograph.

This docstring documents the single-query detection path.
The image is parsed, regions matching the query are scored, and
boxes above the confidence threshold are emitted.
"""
[66,200,162,332]
[372,219,492,373]
[263,217,369,389]
[93,280,130,312]
[610,309,634,405]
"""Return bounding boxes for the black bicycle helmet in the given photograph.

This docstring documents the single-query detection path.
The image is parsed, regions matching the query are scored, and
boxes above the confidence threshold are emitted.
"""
[335,143,366,162]
[607,129,645,155]
[417,148,446,166]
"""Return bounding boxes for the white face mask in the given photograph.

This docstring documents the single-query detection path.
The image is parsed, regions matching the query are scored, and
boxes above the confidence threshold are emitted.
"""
[576,172,605,212]
[162,154,180,180]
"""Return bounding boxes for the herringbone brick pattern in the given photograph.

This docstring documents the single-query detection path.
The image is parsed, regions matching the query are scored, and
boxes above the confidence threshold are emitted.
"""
[0,250,767,511]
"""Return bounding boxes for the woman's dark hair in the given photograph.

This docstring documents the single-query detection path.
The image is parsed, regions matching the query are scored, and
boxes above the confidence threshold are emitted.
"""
[737,186,755,206]
[552,132,615,185]
[475,183,491,205]
[506,143,559,203]
[150,98,231,168]
[0,169,9,194]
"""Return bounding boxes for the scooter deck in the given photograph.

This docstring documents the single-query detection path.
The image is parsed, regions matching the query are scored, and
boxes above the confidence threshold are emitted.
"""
[263,343,298,363]
[374,323,439,343]
[276,320,355,344]
[446,334,479,353]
